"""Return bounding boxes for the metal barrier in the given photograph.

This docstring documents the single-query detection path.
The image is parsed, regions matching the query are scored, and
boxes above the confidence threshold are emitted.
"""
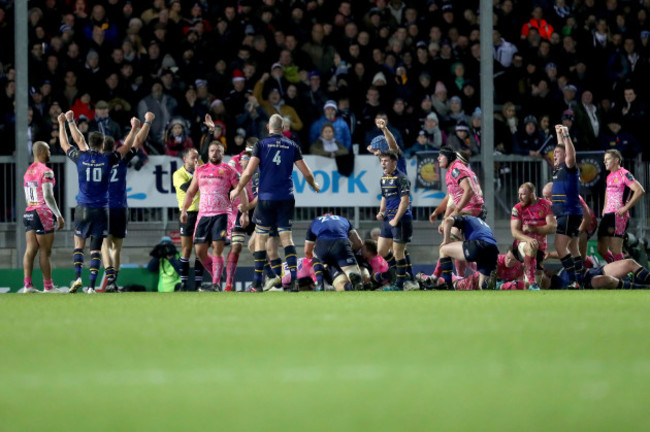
[1,154,648,240]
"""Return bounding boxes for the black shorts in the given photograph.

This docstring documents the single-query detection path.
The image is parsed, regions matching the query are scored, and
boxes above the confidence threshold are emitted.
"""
[180,211,198,237]
[108,207,128,238]
[233,209,255,236]
[379,216,413,243]
[194,214,229,244]
[597,212,628,239]
[476,205,487,221]
[463,240,499,276]
[74,206,108,239]
[253,199,295,230]
[556,214,582,238]
[23,209,55,235]
[314,239,358,270]
[583,266,605,290]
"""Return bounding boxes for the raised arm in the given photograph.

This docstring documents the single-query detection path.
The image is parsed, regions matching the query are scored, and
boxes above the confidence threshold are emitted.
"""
[134,112,155,150]
[376,118,398,153]
[116,117,141,157]
[58,113,73,154]
[65,110,88,150]
[556,124,576,168]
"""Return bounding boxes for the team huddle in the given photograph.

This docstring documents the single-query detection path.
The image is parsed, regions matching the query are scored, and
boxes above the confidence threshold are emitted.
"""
[20,111,650,293]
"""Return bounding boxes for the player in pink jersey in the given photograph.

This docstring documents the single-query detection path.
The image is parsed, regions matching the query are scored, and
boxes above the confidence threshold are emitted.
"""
[280,257,317,290]
[22,141,65,293]
[359,239,395,289]
[428,148,485,279]
[510,182,556,290]
[224,147,256,291]
[597,149,645,263]
[180,142,249,291]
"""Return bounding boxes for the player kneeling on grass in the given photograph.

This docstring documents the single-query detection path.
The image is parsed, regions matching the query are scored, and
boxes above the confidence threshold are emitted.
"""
[437,215,499,291]
[548,258,650,290]
[304,213,364,291]
[510,182,556,290]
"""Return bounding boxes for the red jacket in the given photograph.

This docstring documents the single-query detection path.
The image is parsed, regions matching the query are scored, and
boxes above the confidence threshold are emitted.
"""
[521,18,554,40]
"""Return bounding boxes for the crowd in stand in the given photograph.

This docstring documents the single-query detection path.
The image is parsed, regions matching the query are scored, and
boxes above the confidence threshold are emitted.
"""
[0,0,648,161]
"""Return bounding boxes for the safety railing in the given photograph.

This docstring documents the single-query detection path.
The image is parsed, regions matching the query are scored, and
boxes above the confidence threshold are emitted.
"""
[0,154,647,240]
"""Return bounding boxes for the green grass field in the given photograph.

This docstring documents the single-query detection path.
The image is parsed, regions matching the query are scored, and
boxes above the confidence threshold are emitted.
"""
[2,291,649,432]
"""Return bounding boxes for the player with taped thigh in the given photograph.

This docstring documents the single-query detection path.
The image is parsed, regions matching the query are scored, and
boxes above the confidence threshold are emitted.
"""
[59,115,134,293]
[181,142,249,291]
[551,125,584,288]
[230,114,320,292]
[597,149,645,263]
[510,182,556,290]
[437,215,499,291]
[543,182,598,268]
[304,213,364,292]
[67,111,152,292]
[22,141,65,293]
[376,151,418,291]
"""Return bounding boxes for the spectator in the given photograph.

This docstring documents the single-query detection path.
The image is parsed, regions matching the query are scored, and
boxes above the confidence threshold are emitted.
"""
[164,118,194,158]
[493,28,518,69]
[521,6,554,41]
[88,100,122,142]
[404,112,446,158]
[513,115,545,157]
[619,86,647,142]
[301,23,336,73]
[598,114,641,159]
[310,123,349,158]
[309,100,352,151]
[573,89,601,150]
[253,73,303,133]
[445,121,479,156]
[494,102,518,154]
[137,81,178,153]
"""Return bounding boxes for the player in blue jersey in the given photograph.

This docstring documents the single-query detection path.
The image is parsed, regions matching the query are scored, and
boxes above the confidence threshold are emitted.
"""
[66,111,153,292]
[547,257,650,290]
[304,213,364,291]
[230,114,320,292]
[551,124,584,289]
[376,151,418,291]
[58,113,134,293]
[438,215,499,290]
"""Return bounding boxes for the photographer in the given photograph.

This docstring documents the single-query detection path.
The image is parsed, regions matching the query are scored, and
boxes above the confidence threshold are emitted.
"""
[147,236,182,292]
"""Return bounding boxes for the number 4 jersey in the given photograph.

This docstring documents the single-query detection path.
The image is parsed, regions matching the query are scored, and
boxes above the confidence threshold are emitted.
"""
[67,147,121,208]
[24,161,55,211]
[253,133,303,200]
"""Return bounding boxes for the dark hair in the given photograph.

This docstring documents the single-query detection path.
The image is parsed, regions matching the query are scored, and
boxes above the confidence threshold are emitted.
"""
[245,137,259,147]
[88,131,104,150]
[103,136,115,152]
[363,238,378,255]
[379,150,398,161]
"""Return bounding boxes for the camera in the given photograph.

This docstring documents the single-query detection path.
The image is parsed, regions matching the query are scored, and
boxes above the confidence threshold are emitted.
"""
[150,242,177,259]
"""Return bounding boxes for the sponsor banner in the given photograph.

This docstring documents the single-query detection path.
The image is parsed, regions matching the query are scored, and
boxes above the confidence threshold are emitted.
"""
[65,155,446,208]
[415,151,442,189]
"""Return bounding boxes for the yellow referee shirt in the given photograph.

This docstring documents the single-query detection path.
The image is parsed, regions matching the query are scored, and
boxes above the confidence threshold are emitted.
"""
[172,166,199,211]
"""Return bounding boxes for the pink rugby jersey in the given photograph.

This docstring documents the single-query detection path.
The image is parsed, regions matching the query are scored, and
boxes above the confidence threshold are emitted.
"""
[281,258,317,287]
[24,161,55,212]
[445,160,484,213]
[369,254,388,275]
[496,255,524,282]
[511,198,553,251]
[196,162,239,217]
[605,167,636,216]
